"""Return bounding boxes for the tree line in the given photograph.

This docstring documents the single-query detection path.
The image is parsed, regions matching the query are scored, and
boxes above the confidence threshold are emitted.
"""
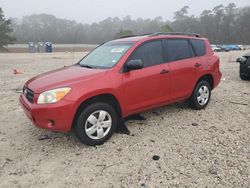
[171,3,250,44]
[0,8,15,50]
[1,3,250,48]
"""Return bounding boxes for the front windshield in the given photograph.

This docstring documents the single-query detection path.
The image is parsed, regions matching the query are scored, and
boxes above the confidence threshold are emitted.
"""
[79,41,134,68]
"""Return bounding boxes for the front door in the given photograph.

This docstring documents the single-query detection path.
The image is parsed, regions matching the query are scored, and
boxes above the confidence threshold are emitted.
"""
[122,40,170,113]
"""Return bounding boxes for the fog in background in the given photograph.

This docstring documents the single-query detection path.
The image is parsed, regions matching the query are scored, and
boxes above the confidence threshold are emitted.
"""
[0,0,250,44]
[0,0,249,23]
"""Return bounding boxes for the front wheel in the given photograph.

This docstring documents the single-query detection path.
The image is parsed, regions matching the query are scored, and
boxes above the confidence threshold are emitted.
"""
[190,80,211,110]
[74,102,118,146]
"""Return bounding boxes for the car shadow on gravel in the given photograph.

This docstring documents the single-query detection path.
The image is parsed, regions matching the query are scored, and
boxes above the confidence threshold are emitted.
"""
[35,101,191,144]
[116,100,191,135]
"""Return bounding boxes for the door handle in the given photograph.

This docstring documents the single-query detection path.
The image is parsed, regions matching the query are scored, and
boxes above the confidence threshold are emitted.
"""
[195,63,201,67]
[160,69,169,74]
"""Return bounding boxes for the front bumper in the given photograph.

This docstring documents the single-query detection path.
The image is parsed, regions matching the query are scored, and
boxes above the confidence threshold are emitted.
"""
[19,94,75,132]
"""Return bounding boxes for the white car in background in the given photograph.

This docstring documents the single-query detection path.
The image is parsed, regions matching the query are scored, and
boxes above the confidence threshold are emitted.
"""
[238,45,246,50]
[211,45,221,52]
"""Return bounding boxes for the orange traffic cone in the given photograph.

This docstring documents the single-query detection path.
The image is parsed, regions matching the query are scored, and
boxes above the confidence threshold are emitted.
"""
[13,69,23,75]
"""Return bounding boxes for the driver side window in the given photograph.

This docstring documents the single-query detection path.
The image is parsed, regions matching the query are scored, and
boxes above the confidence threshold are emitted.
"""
[128,40,164,68]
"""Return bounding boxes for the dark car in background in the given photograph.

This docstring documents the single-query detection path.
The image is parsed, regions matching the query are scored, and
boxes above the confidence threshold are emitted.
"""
[237,52,250,80]
[211,44,246,52]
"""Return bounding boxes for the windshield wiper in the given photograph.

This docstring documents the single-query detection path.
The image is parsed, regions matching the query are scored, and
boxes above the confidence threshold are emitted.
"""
[79,64,95,69]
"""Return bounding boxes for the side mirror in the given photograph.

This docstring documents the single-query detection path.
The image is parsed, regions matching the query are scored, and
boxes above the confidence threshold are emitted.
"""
[236,57,247,64]
[125,59,143,71]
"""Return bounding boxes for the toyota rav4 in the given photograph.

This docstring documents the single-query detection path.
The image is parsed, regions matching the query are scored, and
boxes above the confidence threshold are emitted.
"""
[20,32,222,145]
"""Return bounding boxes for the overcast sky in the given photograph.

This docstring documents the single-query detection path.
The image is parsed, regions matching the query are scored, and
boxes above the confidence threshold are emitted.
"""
[0,0,249,23]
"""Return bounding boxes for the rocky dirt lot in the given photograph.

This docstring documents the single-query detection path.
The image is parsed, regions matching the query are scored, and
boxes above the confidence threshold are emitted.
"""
[0,51,249,188]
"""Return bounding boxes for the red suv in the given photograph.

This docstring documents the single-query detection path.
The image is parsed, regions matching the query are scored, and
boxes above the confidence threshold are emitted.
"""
[20,33,221,145]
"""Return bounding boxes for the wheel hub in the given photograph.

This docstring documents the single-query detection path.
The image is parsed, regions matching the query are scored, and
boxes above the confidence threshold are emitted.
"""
[85,110,112,140]
[197,85,209,106]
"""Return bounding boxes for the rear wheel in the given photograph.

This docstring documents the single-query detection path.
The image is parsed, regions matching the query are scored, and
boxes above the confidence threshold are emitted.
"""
[74,102,118,146]
[190,80,211,110]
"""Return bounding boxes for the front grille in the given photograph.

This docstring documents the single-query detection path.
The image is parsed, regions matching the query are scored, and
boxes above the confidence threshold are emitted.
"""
[23,87,34,103]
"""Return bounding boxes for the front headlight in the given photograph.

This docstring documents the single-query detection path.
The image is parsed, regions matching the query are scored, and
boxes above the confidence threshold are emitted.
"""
[37,87,71,104]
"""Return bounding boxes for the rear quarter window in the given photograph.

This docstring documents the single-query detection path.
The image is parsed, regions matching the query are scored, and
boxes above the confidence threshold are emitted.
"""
[190,39,206,56]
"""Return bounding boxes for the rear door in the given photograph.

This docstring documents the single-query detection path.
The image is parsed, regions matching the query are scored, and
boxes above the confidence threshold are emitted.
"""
[122,40,170,113]
[163,39,201,100]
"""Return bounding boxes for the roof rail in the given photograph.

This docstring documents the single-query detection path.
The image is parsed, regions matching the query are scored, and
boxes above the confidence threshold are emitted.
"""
[119,35,139,38]
[149,32,201,37]
[119,33,153,39]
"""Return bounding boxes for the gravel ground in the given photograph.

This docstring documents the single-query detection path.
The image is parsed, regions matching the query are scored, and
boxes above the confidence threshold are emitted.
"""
[0,51,249,188]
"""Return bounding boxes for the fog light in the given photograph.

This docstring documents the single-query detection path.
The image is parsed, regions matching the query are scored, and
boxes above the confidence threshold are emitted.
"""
[48,120,55,127]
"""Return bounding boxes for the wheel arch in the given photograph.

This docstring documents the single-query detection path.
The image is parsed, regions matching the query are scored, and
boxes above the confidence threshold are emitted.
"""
[196,74,214,89]
[72,93,122,129]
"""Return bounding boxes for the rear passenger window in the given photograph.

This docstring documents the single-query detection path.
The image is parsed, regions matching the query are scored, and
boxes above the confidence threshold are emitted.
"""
[128,40,164,67]
[190,39,206,56]
[164,39,193,61]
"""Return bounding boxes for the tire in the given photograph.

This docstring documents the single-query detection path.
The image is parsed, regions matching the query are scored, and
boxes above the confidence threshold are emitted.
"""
[190,80,211,110]
[240,74,250,80]
[74,102,118,146]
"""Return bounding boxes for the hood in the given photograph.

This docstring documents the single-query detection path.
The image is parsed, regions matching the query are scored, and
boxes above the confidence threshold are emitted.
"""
[26,65,107,93]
